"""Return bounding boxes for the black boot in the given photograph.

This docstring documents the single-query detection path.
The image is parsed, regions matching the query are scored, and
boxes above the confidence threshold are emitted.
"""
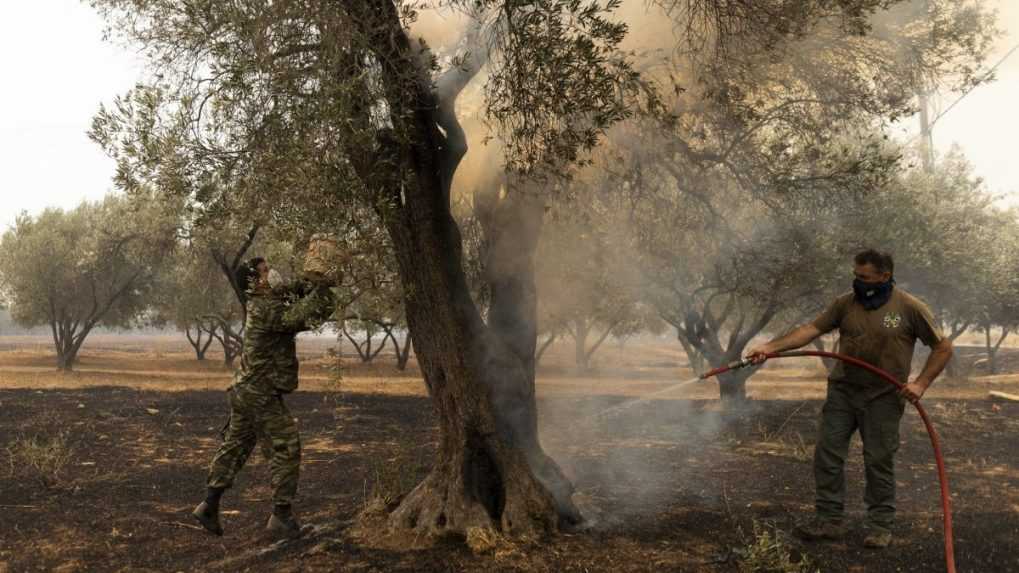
[266,504,302,539]
[192,487,225,536]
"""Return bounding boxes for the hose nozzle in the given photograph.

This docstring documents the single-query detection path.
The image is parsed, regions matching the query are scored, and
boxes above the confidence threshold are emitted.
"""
[699,356,755,380]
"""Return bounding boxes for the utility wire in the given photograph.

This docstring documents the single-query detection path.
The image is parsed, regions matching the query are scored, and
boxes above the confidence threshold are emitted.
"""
[927,42,1019,131]
[902,42,1019,149]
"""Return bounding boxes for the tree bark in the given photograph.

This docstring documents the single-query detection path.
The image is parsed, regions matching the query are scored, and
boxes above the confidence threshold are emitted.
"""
[382,185,572,538]
[478,188,581,526]
[56,344,79,372]
[342,2,575,540]
[397,333,413,370]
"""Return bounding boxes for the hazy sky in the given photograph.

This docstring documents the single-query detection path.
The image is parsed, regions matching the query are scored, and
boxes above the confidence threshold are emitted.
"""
[1,1,1017,231]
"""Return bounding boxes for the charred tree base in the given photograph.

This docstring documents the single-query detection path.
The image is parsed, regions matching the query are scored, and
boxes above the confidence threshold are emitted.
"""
[358,438,578,549]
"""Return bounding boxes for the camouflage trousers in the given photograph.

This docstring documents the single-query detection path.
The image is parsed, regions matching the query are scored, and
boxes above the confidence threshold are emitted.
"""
[206,384,301,506]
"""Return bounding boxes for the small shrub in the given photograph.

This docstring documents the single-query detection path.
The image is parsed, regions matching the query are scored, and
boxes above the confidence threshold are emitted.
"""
[738,521,817,573]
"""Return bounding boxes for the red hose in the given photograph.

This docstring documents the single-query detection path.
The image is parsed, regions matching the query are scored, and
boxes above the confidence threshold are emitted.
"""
[701,350,955,573]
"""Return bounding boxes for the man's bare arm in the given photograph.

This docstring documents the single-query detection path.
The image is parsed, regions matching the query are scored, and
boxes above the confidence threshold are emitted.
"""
[901,338,954,402]
[746,324,824,364]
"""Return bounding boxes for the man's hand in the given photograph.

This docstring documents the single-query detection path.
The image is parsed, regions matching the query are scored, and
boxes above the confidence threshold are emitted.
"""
[746,344,773,365]
[900,380,928,403]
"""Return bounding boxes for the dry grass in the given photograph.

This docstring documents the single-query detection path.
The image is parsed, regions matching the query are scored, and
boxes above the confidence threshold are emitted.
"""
[1,334,1019,402]
[5,433,74,488]
[737,521,817,573]
[361,455,419,513]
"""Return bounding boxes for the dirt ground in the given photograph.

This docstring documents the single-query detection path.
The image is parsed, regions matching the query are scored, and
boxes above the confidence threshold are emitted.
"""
[1,335,1017,572]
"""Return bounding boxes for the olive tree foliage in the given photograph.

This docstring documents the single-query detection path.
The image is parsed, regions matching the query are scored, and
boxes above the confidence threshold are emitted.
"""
[151,245,239,361]
[836,149,1019,374]
[0,194,175,371]
[972,211,1019,374]
[636,0,997,219]
[86,0,658,539]
[627,149,851,401]
[607,0,997,402]
[849,150,996,339]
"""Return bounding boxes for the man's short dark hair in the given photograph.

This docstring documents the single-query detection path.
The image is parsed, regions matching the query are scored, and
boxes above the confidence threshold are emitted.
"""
[854,249,894,275]
[235,257,265,303]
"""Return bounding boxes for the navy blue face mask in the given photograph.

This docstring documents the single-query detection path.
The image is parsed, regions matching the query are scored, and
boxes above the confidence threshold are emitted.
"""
[853,277,895,310]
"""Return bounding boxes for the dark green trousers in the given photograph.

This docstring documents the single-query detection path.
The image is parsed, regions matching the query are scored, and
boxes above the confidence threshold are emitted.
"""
[814,382,906,530]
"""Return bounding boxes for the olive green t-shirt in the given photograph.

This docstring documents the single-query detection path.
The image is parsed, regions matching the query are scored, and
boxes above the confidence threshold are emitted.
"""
[811,288,944,396]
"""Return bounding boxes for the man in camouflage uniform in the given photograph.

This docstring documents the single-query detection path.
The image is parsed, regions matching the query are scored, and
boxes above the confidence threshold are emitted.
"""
[192,257,335,539]
[748,249,953,549]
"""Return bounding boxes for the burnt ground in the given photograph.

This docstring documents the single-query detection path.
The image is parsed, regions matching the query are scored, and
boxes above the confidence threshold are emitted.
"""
[1,383,1017,572]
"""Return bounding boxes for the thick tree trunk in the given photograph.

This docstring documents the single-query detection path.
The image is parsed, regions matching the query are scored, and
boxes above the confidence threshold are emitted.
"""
[383,200,569,538]
[691,343,756,407]
[478,190,580,526]
[58,336,87,372]
[346,1,573,540]
[378,173,576,539]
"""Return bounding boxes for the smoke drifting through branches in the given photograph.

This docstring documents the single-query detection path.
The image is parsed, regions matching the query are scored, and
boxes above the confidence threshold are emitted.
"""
[79,0,1005,537]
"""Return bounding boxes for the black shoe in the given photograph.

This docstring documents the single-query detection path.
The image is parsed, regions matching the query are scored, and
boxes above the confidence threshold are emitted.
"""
[266,512,303,540]
[192,501,224,536]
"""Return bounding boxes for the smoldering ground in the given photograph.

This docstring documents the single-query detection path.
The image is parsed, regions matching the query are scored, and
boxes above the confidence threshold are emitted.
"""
[537,382,730,529]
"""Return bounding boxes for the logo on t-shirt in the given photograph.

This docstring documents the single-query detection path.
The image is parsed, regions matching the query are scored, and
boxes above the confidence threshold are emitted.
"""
[883,312,902,329]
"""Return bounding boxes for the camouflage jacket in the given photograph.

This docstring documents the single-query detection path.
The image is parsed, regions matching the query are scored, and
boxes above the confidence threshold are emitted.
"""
[234,281,336,395]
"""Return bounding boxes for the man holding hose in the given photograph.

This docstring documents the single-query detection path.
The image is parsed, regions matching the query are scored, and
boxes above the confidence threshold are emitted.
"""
[747,249,953,548]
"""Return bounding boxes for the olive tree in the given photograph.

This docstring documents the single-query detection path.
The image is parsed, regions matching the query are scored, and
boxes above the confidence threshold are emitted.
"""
[0,194,174,370]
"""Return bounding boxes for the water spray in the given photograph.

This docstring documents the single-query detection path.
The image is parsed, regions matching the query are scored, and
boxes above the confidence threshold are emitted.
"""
[700,351,956,573]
